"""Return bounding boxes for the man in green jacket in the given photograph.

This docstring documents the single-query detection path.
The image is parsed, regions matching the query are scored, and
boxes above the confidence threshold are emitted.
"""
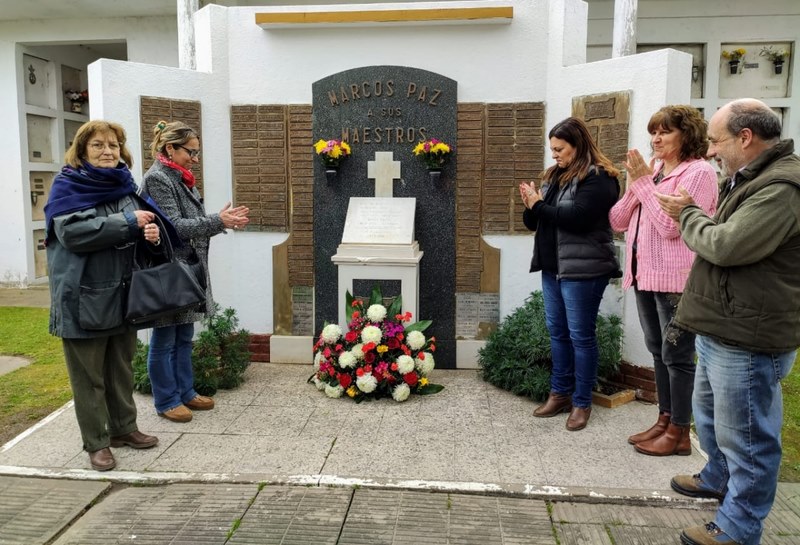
[656,99,800,545]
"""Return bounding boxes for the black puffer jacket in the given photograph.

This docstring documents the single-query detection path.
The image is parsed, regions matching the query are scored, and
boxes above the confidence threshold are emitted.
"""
[523,166,622,279]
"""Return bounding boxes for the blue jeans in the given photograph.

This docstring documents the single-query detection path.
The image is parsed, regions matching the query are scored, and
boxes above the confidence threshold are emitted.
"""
[541,271,609,408]
[694,335,795,545]
[148,323,198,413]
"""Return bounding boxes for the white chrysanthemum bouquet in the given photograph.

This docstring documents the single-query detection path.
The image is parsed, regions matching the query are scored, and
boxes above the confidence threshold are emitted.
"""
[310,286,443,402]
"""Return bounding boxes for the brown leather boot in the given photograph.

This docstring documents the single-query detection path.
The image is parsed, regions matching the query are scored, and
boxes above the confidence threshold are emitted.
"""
[566,406,591,431]
[634,422,691,456]
[88,447,116,471]
[533,392,572,417]
[628,413,670,445]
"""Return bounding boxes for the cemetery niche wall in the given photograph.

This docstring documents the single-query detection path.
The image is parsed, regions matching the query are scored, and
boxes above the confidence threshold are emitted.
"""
[313,66,457,369]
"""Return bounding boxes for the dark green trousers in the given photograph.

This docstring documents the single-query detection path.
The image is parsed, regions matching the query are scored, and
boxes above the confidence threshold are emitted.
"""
[62,332,139,452]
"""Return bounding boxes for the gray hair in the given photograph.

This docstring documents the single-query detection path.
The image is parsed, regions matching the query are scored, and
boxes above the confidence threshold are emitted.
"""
[727,100,782,141]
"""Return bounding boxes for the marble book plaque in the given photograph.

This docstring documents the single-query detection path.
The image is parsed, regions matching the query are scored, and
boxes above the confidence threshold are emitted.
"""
[341,197,415,245]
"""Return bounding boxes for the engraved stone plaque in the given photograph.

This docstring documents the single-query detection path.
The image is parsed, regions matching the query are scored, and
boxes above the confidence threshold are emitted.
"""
[291,286,314,336]
[341,197,415,245]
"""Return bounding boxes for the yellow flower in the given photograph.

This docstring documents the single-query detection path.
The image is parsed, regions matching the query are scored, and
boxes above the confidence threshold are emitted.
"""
[314,139,328,154]
[413,142,426,155]
[431,142,451,154]
[340,141,351,154]
[419,377,429,386]
[377,344,388,354]
[347,386,357,398]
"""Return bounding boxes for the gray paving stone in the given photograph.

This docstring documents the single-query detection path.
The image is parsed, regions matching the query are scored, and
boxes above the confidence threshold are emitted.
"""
[0,476,108,545]
[338,489,555,545]
[608,526,686,544]
[53,483,256,545]
[554,522,614,545]
[550,502,712,528]
[228,485,352,544]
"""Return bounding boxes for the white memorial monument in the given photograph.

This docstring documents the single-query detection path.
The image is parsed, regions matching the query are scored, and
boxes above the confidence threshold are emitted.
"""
[331,151,424,328]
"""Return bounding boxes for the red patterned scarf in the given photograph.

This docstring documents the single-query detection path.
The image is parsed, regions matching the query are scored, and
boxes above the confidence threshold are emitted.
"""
[157,154,196,189]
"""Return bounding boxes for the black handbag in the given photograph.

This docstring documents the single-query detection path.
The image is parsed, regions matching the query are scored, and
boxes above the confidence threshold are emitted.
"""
[125,216,206,325]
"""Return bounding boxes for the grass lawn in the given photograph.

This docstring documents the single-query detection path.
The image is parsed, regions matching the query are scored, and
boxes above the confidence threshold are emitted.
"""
[780,353,800,481]
[1,305,799,482]
[0,307,72,446]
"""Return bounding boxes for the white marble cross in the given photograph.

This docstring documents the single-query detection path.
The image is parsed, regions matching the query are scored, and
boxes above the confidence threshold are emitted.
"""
[367,151,401,198]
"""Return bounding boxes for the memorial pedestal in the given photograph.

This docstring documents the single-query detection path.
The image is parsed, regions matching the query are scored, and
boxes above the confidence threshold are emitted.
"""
[332,197,423,328]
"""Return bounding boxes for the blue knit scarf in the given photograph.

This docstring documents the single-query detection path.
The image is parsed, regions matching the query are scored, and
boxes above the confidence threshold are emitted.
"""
[44,161,179,246]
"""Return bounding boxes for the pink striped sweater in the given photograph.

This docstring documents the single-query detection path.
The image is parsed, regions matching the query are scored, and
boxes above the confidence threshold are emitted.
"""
[609,158,719,293]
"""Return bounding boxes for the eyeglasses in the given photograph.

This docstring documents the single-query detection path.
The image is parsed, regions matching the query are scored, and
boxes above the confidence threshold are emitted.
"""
[88,141,120,152]
[176,144,201,158]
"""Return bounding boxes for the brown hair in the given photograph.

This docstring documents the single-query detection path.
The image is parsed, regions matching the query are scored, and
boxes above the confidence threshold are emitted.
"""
[150,120,199,159]
[646,105,709,161]
[542,117,620,186]
[64,120,133,168]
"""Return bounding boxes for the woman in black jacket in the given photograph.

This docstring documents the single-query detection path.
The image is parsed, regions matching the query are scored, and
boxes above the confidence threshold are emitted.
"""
[519,117,621,431]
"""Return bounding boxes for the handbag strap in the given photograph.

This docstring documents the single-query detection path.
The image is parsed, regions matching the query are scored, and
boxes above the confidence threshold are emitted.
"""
[132,214,174,270]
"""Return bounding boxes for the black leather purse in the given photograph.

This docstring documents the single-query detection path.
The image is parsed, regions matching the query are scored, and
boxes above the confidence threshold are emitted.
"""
[125,216,206,326]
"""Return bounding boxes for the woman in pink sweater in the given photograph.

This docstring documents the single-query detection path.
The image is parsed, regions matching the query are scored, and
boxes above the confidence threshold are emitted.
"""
[610,105,718,456]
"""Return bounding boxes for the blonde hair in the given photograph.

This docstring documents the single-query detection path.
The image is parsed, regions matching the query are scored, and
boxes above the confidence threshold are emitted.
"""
[150,120,199,159]
[64,120,133,168]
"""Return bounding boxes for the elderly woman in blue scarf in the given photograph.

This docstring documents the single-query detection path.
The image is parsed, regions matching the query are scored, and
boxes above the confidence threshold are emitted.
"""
[45,120,176,472]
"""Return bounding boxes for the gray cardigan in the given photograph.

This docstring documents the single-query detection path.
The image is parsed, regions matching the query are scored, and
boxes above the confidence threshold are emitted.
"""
[141,160,225,326]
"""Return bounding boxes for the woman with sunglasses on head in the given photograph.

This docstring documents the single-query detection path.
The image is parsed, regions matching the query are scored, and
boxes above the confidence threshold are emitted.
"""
[142,120,250,423]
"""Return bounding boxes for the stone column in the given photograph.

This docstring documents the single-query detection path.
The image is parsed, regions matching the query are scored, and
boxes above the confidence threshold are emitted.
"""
[177,0,199,70]
[611,0,638,58]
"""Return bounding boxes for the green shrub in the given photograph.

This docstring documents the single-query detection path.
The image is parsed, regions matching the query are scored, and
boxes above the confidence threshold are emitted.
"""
[478,291,623,402]
[132,305,252,396]
[132,340,151,394]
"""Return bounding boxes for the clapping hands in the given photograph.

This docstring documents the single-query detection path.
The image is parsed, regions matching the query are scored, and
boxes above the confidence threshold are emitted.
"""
[518,181,543,209]
[220,202,250,230]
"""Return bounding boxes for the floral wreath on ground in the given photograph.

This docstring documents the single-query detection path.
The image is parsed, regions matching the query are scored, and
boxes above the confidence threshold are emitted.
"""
[309,287,444,402]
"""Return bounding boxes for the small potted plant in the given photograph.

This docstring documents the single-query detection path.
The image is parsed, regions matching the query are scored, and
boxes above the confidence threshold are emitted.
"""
[314,138,351,182]
[760,46,790,75]
[722,48,746,75]
[412,138,452,182]
[64,89,88,113]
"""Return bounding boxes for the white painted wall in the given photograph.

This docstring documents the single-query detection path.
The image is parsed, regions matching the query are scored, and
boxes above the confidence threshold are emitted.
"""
[0,40,26,285]
[224,1,550,104]
[89,0,693,367]
[586,0,799,141]
[0,16,179,285]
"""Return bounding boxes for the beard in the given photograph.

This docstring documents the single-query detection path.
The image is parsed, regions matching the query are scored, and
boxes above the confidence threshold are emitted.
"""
[716,148,745,178]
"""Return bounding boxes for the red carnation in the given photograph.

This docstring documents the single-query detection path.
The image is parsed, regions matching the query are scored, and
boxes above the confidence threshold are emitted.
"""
[390,362,398,371]
[338,373,352,388]
[363,342,377,352]
[387,337,400,349]
[323,347,331,358]
[356,367,364,377]
[352,310,360,318]
[403,371,419,387]
[364,351,376,364]
[345,330,358,343]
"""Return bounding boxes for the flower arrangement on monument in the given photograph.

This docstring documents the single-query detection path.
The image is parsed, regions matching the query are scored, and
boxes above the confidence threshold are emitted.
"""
[309,287,444,402]
[721,48,746,74]
[412,138,452,171]
[314,138,351,169]
[760,46,790,74]
[65,89,88,112]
